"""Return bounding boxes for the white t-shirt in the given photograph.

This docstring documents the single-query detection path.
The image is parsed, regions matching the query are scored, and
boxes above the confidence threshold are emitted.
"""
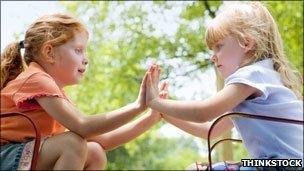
[224,59,303,160]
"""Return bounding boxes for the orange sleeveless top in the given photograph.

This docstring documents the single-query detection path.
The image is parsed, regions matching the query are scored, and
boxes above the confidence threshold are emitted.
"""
[1,62,68,145]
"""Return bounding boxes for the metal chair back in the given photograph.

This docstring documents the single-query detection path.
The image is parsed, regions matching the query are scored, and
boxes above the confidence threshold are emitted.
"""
[1,112,41,170]
[207,112,304,170]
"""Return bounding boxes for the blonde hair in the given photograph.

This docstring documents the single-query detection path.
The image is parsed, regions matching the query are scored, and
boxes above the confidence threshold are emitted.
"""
[1,13,88,89]
[205,2,303,99]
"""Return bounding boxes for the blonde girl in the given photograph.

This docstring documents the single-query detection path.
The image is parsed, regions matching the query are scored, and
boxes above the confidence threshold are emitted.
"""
[146,2,303,170]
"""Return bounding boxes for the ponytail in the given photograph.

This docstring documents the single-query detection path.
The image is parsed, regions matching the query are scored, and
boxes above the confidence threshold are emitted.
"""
[1,41,26,89]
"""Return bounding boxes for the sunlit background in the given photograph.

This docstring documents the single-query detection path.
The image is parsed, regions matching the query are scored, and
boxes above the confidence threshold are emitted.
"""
[1,1,302,170]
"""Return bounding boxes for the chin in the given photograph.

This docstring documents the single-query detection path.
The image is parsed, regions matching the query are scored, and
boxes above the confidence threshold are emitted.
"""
[217,72,225,79]
[72,80,81,85]
[65,79,81,86]
[75,78,84,84]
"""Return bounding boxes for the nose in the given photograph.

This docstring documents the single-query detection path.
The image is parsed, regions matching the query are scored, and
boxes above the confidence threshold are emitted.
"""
[82,56,88,65]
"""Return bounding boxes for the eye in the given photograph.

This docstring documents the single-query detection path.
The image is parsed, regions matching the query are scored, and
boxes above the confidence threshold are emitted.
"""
[217,44,223,50]
[75,48,82,54]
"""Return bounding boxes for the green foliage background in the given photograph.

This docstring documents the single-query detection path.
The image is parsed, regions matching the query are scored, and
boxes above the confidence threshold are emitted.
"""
[58,1,302,170]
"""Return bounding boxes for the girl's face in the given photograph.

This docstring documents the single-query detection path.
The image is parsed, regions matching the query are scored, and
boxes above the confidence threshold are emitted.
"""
[51,31,89,87]
[210,36,247,79]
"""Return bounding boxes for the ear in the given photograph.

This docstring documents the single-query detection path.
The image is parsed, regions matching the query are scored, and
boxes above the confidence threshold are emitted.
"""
[41,43,55,64]
[244,37,255,53]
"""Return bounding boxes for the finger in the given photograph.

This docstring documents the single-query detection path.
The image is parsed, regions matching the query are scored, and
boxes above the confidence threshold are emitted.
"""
[156,65,161,82]
[152,64,157,76]
[148,65,154,72]
[163,92,168,99]
[156,66,161,83]
[159,81,166,91]
[163,81,169,91]
[158,67,162,77]
[151,66,157,84]
[150,65,154,77]
[142,72,148,84]
[146,72,152,87]
[141,72,148,88]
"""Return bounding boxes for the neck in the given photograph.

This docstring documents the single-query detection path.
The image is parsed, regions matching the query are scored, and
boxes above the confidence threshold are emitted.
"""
[35,60,65,89]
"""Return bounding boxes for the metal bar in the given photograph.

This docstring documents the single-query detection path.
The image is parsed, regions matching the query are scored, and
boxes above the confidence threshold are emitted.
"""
[207,112,304,170]
[1,112,41,170]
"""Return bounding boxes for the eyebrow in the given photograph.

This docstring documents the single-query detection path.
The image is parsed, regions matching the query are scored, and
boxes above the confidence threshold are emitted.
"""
[74,44,86,48]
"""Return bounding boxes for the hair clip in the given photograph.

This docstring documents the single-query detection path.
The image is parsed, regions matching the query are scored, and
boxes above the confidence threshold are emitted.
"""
[19,40,25,49]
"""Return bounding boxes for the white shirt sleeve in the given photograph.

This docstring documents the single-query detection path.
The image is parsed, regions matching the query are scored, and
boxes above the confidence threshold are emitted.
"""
[224,66,269,102]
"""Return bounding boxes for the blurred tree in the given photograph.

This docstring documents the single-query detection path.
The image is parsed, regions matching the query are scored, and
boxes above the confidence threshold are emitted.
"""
[265,1,303,72]
[62,1,203,169]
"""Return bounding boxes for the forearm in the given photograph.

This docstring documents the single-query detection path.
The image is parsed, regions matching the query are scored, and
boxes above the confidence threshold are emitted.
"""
[162,114,210,139]
[80,102,145,138]
[89,110,160,151]
[150,99,211,122]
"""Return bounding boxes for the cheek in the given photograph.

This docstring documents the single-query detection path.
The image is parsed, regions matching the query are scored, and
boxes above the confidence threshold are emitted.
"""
[220,51,241,71]
[231,44,246,59]
[221,47,238,57]
[58,51,78,68]
[223,47,245,64]
[217,50,231,63]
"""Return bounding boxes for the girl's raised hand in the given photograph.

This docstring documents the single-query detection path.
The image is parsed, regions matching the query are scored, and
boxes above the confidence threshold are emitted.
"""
[146,64,161,107]
[159,81,169,99]
[135,71,148,112]
[150,81,169,120]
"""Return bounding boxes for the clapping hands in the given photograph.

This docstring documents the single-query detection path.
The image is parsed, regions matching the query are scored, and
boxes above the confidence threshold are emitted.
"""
[147,64,168,120]
[135,64,167,116]
[146,64,162,107]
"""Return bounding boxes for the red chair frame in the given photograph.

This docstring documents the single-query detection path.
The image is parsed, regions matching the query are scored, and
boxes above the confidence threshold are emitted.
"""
[1,112,41,170]
[205,112,304,170]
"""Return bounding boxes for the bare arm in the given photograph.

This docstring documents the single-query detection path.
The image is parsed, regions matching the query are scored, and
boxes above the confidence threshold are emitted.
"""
[148,81,257,123]
[162,114,234,139]
[36,73,148,138]
[37,97,145,138]
[89,110,161,151]
[146,65,258,123]
[90,81,168,151]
